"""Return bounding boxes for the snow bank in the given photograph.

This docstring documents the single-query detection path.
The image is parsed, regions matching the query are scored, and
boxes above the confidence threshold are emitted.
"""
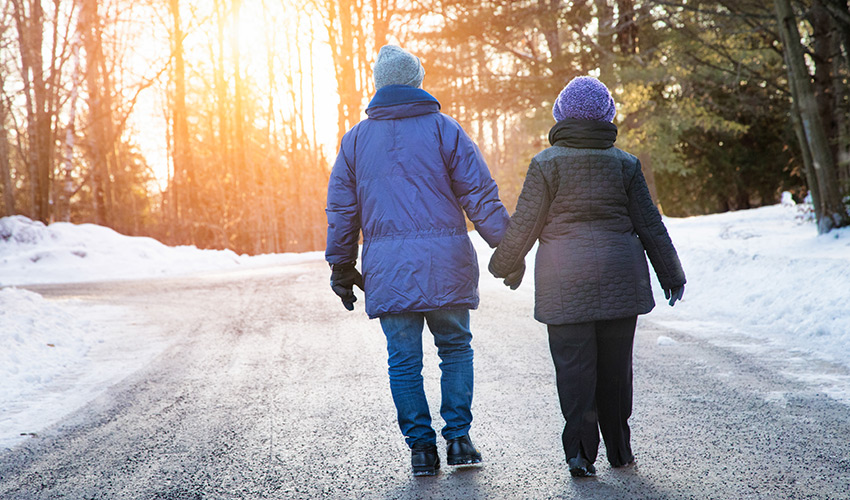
[0,215,321,286]
[1,287,89,395]
[653,204,850,365]
[0,287,175,449]
[0,215,321,449]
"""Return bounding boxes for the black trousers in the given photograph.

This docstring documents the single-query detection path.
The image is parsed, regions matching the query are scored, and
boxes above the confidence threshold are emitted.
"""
[547,316,637,467]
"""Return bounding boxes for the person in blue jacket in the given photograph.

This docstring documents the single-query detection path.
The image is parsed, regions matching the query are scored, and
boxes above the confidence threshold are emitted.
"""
[325,45,512,476]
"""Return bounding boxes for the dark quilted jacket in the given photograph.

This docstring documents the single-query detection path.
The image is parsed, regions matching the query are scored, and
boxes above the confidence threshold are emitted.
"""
[489,118,686,325]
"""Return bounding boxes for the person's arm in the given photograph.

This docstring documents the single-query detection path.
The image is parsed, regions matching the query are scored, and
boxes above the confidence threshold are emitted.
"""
[325,134,360,266]
[488,159,552,281]
[625,159,686,299]
[325,134,364,310]
[441,120,510,247]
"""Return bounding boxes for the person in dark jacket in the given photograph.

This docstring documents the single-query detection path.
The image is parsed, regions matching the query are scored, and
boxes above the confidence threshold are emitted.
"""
[325,45,510,477]
[488,76,686,478]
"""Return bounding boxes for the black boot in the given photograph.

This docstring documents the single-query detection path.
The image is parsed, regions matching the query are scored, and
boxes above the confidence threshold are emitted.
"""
[411,442,440,476]
[446,435,482,465]
[567,455,597,478]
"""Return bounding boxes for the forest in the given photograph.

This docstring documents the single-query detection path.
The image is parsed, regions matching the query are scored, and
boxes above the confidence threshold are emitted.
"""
[0,0,848,255]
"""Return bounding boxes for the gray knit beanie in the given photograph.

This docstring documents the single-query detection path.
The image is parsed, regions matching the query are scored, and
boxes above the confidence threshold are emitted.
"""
[552,76,617,122]
[373,45,425,90]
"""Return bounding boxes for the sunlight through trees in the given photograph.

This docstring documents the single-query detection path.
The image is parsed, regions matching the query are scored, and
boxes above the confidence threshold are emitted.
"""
[0,0,847,254]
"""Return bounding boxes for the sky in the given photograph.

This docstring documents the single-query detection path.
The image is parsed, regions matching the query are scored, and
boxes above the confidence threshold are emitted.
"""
[1,199,849,450]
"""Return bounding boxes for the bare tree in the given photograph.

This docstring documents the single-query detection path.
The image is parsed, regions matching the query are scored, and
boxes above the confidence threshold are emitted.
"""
[167,0,193,241]
[323,0,368,146]
[0,91,14,217]
[58,0,82,222]
[11,0,52,222]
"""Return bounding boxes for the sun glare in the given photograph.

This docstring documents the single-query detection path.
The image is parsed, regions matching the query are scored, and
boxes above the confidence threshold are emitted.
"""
[128,0,340,190]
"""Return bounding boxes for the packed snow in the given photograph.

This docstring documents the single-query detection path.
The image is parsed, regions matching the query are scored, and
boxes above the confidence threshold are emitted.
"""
[1,200,849,449]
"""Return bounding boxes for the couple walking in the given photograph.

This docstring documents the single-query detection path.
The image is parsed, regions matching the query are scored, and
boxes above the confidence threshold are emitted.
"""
[325,45,686,478]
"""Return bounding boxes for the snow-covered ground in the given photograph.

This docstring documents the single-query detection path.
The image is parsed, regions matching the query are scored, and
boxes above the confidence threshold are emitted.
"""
[1,202,849,449]
[0,215,322,449]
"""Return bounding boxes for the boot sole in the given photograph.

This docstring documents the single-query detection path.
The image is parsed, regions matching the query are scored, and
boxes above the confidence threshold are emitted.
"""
[447,457,482,466]
[569,466,597,478]
[412,464,439,476]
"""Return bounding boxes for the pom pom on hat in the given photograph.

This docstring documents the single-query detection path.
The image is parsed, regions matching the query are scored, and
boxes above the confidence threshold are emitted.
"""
[373,45,425,90]
[552,76,617,122]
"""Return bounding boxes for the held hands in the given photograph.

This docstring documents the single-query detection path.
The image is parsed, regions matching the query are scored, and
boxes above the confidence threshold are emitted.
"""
[664,285,684,306]
[502,261,525,290]
[330,263,365,311]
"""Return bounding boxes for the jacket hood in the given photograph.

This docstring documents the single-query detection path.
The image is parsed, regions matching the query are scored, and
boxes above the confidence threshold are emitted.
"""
[366,85,441,120]
[548,118,617,149]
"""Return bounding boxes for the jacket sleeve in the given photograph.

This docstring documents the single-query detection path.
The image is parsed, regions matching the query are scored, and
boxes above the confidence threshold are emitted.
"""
[488,159,552,278]
[441,120,510,247]
[325,133,361,266]
[625,159,686,289]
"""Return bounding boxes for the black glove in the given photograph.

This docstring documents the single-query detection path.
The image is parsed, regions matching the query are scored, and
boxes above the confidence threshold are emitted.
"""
[503,261,525,290]
[330,263,365,311]
[664,285,684,306]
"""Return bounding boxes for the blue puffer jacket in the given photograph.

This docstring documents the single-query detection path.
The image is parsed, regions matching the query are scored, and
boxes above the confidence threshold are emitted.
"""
[326,85,510,318]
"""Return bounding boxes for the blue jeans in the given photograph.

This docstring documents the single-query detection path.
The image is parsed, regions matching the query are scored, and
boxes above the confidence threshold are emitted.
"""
[379,309,474,447]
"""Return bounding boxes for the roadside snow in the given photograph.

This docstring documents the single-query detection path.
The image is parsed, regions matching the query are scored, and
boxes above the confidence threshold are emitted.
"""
[1,202,849,449]
[0,215,321,449]
[0,288,171,449]
[0,215,320,286]
[650,205,850,362]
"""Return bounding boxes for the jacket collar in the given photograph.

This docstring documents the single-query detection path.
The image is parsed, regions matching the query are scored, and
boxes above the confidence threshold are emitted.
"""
[366,85,441,120]
[548,118,617,149]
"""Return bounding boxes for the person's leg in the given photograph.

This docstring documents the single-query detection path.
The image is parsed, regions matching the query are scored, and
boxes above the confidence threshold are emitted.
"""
[548,322,600,471]
[425,308,481,465]
[424,309,474,440]
[595,316,637,467]
[379,312,436,448]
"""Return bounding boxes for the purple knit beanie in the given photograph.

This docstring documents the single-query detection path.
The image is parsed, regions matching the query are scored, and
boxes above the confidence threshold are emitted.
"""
[552,76,616,122]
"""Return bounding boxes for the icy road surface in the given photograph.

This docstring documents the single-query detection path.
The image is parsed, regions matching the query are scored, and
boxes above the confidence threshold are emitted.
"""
[1,260,849,499]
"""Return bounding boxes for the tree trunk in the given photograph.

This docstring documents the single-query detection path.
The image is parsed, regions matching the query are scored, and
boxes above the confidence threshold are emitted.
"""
[0,99,14,217]
[830,21,850,191]
[326,0,361,146]
[822,0,850,70]
[789,86,823,222]
[12,0,51,222]
[231,0,257,253]
[539,0,562,68]
[809,0,839,166]
[169,0,192,241]
[595,0,615,83]
[214,0,232,248]
[59,11,83,223]
[616,0,639,55]
[775,0,850,232]
[82,0,109,225]
[97,39,119,229]
[371,0,392,56]
[819,0,850,190]
[32,1,51,223]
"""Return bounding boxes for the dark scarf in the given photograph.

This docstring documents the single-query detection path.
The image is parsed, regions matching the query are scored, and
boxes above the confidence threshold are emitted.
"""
[548,118,617,149]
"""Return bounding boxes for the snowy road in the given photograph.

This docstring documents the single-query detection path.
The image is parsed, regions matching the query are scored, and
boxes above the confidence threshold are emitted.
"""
[1,260,849,499]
